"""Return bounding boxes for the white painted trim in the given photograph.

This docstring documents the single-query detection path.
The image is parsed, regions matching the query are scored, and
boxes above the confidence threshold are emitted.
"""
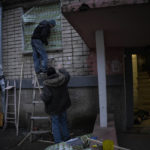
[96,30,107,127]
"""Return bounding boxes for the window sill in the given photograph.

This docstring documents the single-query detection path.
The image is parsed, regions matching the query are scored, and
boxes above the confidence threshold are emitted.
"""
[22,48,63,55]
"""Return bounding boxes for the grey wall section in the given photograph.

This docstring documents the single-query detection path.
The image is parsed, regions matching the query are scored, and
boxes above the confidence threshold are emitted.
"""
[18,86,125,132]
[4,75,125,132]
[67,87,99,129]
[6,76,98,88]
[6,75,123,88]
[18,87,99,131]
[107,86,126,131]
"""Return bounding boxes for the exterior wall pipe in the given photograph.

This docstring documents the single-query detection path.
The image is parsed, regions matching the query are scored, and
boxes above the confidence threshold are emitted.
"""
[0,2,5,115]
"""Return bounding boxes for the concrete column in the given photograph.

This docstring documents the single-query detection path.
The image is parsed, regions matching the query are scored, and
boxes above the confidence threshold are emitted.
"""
[96,30,107,127]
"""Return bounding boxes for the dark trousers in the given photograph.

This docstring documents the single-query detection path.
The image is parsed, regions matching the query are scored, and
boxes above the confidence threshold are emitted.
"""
[31,39,48,73]
[51,111,70,143]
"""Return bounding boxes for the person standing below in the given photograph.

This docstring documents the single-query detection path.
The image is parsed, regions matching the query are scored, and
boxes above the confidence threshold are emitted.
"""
[31,19,56,74]
[40,65,71,143]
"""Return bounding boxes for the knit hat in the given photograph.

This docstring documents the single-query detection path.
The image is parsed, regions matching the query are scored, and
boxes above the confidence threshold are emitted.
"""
[47,67,56,76]
[49,19,56,27]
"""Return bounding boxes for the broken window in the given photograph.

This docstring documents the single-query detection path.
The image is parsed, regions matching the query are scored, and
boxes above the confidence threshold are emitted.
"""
[22,3,62,52]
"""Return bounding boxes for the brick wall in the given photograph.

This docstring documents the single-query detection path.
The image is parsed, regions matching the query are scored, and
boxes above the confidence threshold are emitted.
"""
[61,15,91,76]
[1,3,126,131]
[2,6,93,79]
[2,8,24,79]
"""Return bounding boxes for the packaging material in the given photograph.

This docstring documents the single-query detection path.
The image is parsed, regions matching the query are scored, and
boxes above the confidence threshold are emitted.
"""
[0,112,3,127]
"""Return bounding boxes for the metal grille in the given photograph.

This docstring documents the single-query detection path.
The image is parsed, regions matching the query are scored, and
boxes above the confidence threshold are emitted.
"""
[23,3,62,51]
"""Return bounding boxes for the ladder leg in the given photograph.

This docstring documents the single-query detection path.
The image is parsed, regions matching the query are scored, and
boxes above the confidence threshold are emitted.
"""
[34,72,42,94]
[18,132,32,146]
[3,80,18,135]
[3,81,9,130]
[28,73,52,142]
[17,63,24,136]
[30,76,36,142]
[13,80,17,135]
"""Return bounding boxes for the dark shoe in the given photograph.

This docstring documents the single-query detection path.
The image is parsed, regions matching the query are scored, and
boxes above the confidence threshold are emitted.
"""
[36,70,42,74]
[64,137,71,142]
[36,72,40,75]
[37,72,47,79]
[41,70,47,73]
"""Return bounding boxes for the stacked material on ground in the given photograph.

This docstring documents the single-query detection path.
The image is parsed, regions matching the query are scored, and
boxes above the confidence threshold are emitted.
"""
[45,134,92,150]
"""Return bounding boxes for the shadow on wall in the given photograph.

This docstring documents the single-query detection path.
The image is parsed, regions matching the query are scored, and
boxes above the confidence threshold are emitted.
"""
[67,87,99,132]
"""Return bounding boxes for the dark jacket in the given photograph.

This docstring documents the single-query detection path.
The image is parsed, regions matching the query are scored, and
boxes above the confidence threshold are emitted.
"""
[31,20,51,45]
[41,68,71,115]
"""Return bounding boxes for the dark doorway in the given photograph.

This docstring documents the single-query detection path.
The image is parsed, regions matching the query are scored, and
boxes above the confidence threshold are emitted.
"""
[124,48,150,132]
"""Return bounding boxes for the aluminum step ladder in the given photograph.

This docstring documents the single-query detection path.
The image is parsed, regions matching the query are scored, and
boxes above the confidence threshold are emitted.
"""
[29,72,51,141]
[3,80,17,135]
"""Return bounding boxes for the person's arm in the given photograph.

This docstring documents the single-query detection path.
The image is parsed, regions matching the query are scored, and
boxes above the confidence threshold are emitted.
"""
[58,68,70,84]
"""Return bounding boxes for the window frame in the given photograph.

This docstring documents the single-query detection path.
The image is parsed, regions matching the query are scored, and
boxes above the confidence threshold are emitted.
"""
[22,3,63,55]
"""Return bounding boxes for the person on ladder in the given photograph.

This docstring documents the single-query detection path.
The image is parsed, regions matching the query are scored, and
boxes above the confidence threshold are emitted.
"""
[40,64,71,143]
[31,19,56,74]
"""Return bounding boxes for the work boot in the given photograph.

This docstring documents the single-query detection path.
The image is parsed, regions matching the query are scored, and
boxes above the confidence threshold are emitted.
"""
[37,72,47,79]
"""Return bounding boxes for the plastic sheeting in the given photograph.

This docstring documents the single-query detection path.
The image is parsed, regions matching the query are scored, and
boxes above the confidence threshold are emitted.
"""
[45,134,92,150]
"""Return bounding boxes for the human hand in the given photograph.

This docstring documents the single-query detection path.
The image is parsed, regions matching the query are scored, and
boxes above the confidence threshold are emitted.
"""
[57,64,63,69]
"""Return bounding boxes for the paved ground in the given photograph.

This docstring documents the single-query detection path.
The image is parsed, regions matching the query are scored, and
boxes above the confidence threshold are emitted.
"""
[0,127,91,150]
[1,127,150,150]
[0,128,51,150]
[118,133,150,150]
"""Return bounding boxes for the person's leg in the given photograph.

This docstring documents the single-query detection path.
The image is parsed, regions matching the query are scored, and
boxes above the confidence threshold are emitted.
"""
[51,114,62,143]
[59,111,70,141]
[40,50,48,73]
[31,40,41,73]
[34,40,48,73]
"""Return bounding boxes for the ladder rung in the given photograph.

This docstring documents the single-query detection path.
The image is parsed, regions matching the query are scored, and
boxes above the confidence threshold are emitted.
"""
[31,116,49,120]
[32,101,43,104]
[29,75,50,140]
[7,112,15,114]
[34,86,43,89]
[8,104,15,106]
[31,130,51,134]
[8,94,15,97]
[4,80,17,133]
[5,86,15,90]
[7,117,15,120]
[7,121,15,123]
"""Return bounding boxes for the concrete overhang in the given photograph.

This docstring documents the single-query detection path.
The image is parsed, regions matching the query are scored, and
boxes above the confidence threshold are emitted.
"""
[62,0,150,49]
